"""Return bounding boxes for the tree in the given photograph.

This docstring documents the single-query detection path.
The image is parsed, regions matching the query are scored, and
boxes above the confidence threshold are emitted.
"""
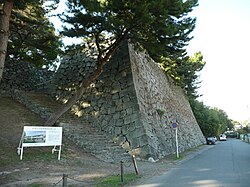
[0,0,13,82]
[7,1,63,67]
[160,51,205,99]
[0,0,60,83]
[180,52,206,99]
[44,0,198,126]
[190,99,234,137]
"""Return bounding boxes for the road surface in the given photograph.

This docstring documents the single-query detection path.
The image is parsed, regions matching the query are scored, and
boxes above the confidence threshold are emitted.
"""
[134,138,250,187]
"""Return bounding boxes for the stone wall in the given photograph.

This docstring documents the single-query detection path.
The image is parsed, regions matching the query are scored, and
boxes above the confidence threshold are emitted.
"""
[51,44,143,154]
[0,61,52,91]
[48,52,97,101]
[129,45,206,158]
[51,42,206,160]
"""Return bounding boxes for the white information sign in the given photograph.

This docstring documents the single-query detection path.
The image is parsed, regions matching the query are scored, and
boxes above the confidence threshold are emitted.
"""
[17,126,62,160]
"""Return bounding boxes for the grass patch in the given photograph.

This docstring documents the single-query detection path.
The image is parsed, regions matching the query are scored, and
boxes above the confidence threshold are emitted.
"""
[164,144,206,161]
[94,173,140,187]
[182,144,205,155]
[28,184,44,187]
[0,140,20,167]
[20,147,59,161]
[166,154,183,160]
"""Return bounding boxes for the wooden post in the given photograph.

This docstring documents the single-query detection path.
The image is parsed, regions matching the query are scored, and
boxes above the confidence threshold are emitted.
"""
[120,161,124,183]
[63,174,68,187]
[132,155,139,175]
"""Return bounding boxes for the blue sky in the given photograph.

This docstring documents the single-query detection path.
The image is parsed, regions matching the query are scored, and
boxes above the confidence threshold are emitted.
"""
[187,0,250,122]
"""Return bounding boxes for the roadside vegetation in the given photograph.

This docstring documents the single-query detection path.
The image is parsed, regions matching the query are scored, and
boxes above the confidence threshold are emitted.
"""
[95,173,140,187]
[190,99,234,138]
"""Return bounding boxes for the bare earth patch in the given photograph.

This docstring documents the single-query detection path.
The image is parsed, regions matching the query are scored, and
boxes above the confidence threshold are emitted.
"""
[0,95,209,186]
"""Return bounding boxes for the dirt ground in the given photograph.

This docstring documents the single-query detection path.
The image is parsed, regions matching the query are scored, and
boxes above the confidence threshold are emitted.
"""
[0,95,209,187]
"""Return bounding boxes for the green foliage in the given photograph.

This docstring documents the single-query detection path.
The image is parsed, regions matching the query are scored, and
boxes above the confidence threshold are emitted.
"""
[235,120,250,134]
[61,0,198,63]
[190,99,234,137]
[180,52,206,99]
[27,184,43,187]
[237,126,250,134]
[156,108,166,117]
[6,0,63,67]
[94,173,140,187]
[160,51,206,99]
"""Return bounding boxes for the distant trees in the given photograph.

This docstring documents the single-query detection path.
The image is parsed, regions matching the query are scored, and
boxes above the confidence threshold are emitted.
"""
[190,99,234,137]
[234,120,250,134]
[238,126,250,134]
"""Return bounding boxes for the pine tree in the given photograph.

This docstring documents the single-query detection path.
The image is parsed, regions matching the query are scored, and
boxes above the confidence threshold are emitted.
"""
[0,0,60,82]
[44,0,198,126]
[7,1,62,67]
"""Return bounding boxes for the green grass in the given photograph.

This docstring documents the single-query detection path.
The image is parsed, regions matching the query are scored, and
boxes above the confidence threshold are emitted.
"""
[21,147,59,161]
[28,184,44,187]
[0,96,45,167]
[94,173,140,187]
[0,141,20,167]
[165,144,205,161]
[185,144,204,152]
[166,154,183,160]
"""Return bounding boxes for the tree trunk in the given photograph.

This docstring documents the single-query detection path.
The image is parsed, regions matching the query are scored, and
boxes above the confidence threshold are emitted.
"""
[0,0,13,83]
[44,66,102,126]
[44,47,117,126]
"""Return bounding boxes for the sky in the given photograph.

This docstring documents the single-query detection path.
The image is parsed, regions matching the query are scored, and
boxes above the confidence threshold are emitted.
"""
[50,0,250,122]
[186,0,250,122]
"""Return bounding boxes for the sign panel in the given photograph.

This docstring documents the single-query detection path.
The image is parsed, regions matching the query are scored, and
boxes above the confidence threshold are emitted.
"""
[171,122,178,129]
[22,126,62,147]
[18,126,63,160]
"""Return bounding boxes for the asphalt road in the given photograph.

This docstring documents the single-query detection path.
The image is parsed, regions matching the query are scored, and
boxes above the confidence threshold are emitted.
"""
[135,138,250,187]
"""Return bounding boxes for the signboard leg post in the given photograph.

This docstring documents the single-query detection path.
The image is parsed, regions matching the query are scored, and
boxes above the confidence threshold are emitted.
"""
[175,127,179,158]
[58,145,61,160]
[17,131,24,160]
[20,147,24,160]
[52,145,62,160]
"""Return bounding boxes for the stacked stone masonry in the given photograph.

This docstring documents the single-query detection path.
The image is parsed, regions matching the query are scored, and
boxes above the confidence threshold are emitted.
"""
[51,42,206,160]
[0,61,52,91]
